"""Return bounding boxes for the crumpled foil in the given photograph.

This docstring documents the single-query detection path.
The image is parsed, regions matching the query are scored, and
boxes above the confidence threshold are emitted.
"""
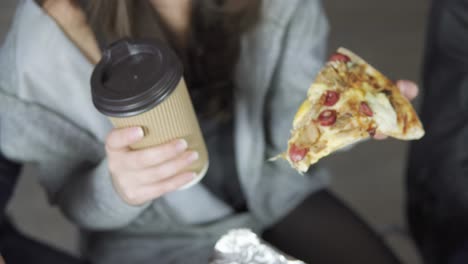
[210,229,306,264]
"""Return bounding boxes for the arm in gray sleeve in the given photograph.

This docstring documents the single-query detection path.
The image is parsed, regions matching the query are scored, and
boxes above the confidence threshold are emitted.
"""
[267,0,329,163]
[56,158,150,230]
[0,92,149,230]
[0,2,149,230]
[248,0,331,227]
[268,0,361,156]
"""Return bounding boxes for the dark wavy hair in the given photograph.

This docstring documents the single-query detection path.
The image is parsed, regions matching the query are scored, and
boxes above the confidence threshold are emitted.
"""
[84,0,262,117]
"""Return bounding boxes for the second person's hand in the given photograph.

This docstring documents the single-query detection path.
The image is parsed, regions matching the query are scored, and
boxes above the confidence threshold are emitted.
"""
[105,127,198,206]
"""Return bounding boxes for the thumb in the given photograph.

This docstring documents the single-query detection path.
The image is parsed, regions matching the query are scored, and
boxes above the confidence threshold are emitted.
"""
[396,80,419,101]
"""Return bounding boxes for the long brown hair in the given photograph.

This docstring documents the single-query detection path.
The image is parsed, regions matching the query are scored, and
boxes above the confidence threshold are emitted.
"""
[84,0,262,117]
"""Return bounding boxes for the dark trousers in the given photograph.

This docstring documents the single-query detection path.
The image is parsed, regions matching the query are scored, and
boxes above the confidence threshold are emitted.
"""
[406,0,468,263]
[1,155,398,263]
[263,190,401,264]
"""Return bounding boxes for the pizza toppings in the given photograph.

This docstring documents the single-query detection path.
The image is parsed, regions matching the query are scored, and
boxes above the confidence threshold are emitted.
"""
[360,102,373,117]
[310,141,327,153]
[289,144,308,162]
[402,113,408,134]
[334,113,353,130]
[305,123,320,143]
[329,53,350,63]
[318,110,337,126]
[278,47,425,173]
[324,91,340,106]
[293,100,312,128]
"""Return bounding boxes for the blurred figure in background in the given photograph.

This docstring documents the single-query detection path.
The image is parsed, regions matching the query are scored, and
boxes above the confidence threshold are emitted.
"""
[406,0,468,263]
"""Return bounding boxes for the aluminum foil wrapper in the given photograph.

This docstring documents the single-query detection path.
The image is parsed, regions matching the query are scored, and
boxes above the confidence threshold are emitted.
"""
[210,229,306,264]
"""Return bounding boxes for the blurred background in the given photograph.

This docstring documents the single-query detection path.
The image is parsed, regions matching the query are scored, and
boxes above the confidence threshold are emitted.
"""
[1,0,428,263]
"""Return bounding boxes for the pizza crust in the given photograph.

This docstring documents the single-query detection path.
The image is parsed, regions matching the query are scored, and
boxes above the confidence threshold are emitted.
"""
[338,47,424,140]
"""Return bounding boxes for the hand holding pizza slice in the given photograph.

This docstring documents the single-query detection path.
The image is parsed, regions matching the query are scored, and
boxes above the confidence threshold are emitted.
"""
[276,48,425,173]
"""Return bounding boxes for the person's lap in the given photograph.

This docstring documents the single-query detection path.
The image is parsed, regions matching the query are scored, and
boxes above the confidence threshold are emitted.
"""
[263,189,401,264]
[1,151,399,264]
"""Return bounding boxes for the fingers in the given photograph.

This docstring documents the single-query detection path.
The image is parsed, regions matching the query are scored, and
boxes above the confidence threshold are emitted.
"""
[118,172,196,205]
[135,151,199,184]
[373,133,388,140]
[124,139,188,169]
[396,80,419,101]
[138,172,196,202]
[106,127,144,152]
[105,127,201,205]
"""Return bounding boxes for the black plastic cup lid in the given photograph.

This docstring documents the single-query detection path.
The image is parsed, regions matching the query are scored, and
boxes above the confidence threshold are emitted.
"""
[91,38,183,117]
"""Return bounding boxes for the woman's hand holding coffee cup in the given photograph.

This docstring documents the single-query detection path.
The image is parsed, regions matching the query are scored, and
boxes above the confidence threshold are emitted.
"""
[105,127,198,206]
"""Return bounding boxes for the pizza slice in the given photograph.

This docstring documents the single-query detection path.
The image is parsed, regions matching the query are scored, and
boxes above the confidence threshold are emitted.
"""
[276,47,425,173]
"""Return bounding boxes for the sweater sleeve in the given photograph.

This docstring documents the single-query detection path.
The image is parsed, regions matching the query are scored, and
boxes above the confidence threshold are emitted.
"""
[247,0,331,227]
[0,91,149,230]
[56,157,151,230]
[266,0,330,155]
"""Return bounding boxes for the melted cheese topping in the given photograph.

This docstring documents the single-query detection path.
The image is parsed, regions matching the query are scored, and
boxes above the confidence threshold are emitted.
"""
[307,83,327,103]
[293,100,312,129]
[365,92,398,134]
[290,79,375,172]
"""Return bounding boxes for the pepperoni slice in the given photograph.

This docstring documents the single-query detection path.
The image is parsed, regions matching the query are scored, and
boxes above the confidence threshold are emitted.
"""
[318,110,337,126]
[360,102,373,117]
[329,53,350,63]
[289,144,308,162]
[324,91,340,106]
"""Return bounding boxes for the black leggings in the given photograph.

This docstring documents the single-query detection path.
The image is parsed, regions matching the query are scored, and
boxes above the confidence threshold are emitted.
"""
[263,190,401,264]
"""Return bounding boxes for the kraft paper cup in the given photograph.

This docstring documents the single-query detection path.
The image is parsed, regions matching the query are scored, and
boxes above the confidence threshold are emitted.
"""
[91,38,209,189]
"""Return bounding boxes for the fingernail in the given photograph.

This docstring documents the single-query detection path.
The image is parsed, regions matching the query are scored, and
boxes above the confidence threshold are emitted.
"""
[374,134,388,140]
[187,151,199,162]
[175,139,188,152]
[133,127,144,139]
[180,172,196,183]
[188,172,197,179]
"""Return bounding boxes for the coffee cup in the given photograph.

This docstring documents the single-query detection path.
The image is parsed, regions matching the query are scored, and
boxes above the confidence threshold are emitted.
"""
[91,38,209,189]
